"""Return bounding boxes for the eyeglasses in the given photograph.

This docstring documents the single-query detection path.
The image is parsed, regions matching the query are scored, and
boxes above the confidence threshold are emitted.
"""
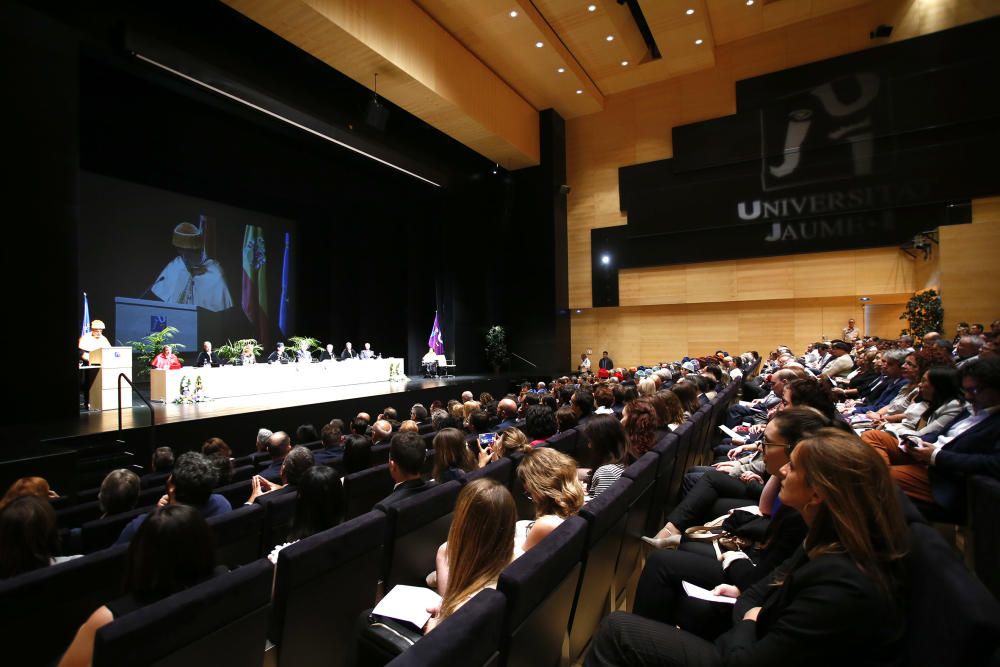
[760,436,785,449]
[523,490,534,503]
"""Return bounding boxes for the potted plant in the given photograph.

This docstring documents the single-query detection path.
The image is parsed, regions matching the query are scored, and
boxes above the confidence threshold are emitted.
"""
[216,338,263,364]
[127,326,186,380]
[485,325,510,374]
[900,289,944,341]
[288,336,321,361]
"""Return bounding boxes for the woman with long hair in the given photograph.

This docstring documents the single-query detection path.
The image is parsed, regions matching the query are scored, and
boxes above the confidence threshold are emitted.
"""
[0,476,56,511]
[582,416,629,499]
[268,465,345,564]
[60,505,218,667]
[671,382,700,417]
[0,496,63,578]
[622,397,659,460]
[516,447,584,555]
[588,429,908,666]
[651,390,685,430]
[426,479,516,632]
[432,428,475,482]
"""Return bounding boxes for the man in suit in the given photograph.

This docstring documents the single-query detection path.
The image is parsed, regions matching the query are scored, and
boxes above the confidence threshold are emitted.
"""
[375,432,432,511]
[259,431,292,482]
[359,342,376,359]
[267,342,291,364]
[493,398,519,432]
[247,445,314,503]
[313,420,346,468]
[598,351,614,371]
[341,341,358,360]
[319,344,336,361]
[195,341,224,367]
[893,357,1000,519]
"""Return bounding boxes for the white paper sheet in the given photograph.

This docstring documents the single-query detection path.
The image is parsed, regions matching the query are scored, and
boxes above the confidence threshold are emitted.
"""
[372,585,443,628]
[682,581,738,605]
[718,424,741,440]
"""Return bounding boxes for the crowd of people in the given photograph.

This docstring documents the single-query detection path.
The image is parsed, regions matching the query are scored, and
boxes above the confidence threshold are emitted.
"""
[6,319,1000,664]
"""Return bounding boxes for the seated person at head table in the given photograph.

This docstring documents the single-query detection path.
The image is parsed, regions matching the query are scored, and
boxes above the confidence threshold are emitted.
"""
[268,342,291,364]
[295,340,313,363]
[319,343,337,361]
[358,342,376,359]
[195,340,224,367]
[151,345,182,370]
[78,319,111,364]
[234,343,256,365]
[340,341,358,360]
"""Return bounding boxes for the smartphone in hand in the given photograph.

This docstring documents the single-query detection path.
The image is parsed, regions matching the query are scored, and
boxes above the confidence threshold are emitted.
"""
[478,432,497,447]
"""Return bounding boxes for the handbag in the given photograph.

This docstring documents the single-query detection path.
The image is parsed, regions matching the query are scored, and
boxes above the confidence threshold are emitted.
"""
[357,612,424,665]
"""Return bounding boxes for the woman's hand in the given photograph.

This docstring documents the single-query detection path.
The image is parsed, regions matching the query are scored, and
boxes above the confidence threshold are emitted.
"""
[740,472,764,484]
[727,443,756,460]
[477,443,492,469]
[156,494,169,508]
[907,441,935,465]
[711,584,741,598]
[743,606,762,622]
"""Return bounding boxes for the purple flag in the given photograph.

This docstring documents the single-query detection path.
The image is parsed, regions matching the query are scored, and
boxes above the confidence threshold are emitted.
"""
[427,311,444,355]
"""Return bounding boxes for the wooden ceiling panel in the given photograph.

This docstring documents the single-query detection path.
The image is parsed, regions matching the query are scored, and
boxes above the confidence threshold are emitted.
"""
[706,0,874,45]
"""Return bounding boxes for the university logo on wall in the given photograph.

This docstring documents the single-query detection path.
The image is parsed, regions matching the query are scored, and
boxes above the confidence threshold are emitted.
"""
[150,315,168,333]
[758,72,890,193]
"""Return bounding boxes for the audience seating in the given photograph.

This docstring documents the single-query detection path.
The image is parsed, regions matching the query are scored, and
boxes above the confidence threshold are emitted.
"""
[904,522,1000,667]
[216,479,253,507]
[463,456,514,487]
[0,544,128,666]
[205,503,265,568]
[80,506,151,553]
[385,588,506,667]
[256,489,299,554]
[92,559,273,667]
[543,428,578,459]
[568,477,633,664]
[642,431,679,536]
[382,480,462,590]
[615,451,659,611]
[344,464,394,520]
[270,510,386,667]
[496,516,587,667]
[371,443,391,466]
[230,464,255,483]
[967,474,1000,600]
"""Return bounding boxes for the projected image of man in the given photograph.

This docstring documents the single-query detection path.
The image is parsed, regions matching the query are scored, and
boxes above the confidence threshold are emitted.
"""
[150,222,233,311]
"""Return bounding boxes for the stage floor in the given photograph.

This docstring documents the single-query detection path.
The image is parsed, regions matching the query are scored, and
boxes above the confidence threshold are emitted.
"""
[55,374,491,441]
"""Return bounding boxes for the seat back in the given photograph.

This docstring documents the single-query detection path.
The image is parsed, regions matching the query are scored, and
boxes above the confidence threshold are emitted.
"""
[968,474,1000,598]
[229,464,255,483]
[383,481,462,589]
[645,432,680,535]
[498,517,587,667]
[81,507,150,552]
[0,544,128,666]
[905,522,1000,666]
[463,457,514,487]
[271,511,385,667]
[568,479,633,664]
[258,489,300,553]
[206,503,264,568]
[668,421,696,506]
[371,443,391,466]
[543,428,578,460]
[56,498,104,528]
[386,588,505,667]
[215,479,252,508]
[344,464,394,519]
[93,559,272,667]
[616,452,659,608]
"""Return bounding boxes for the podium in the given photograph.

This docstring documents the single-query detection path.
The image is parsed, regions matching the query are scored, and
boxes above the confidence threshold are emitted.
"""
[89,347,133,411]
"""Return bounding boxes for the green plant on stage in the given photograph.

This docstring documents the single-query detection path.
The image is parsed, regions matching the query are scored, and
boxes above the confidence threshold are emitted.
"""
[485,325,510,372]
[288,336,321,358]
[216,338,263,363]
[900,289,944,339]
[127,326,186,379]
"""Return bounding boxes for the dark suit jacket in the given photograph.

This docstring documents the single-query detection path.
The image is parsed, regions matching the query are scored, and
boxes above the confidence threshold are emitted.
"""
[375,478,432,511]
[928,410,1000,515]
[313,446,345,469]
[319,351,336,361]
[195,351,224,367]
[493,418,517,433]
[598,357,614,370]
[717,548,904,666]
[341,348,358,360]
[259,459,284,482]
[267,351,290,364]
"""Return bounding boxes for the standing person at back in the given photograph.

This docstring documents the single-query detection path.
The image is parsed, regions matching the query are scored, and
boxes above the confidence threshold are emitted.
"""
[599,351,614,371]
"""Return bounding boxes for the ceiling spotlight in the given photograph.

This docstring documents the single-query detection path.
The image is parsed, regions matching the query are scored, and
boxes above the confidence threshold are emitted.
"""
[576,89,583,94]
[601,254,611,265]
[509,10,518,17]
[557,67,566,73]
[535,41,544,48]
[746,0,754,5]
[588,4,596,11]
[621,60,629,66]
[575,309,582,314]
[695,38,704,45]
[606,35,614,41]
[686,8,694,15]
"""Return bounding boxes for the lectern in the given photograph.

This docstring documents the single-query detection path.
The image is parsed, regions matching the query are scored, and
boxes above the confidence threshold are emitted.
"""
[89,347,132,411]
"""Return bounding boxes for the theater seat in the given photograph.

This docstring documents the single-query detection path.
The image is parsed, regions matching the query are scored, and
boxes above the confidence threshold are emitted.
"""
[0,544,128,666]
[344,464,395,519]
[256,489,299,554]
[497,516,587,667]
[968,474,1000,600]
[543,428,578,459]
[385,588,506,667]
[905,522,1000,666]
[271,510,386,667]
[463,457,514,487]
[215,479,253,508]
[568,478,633,664]
[92,559,272,667]
[644,432,680,536]
[206,503,264,568]
[371,443,391,466]
[80,506,151,552]
[615,452,659,610]
[382,480,462,590]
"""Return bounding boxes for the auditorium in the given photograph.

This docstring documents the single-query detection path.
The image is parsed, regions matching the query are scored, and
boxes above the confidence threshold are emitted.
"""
[2,0,999,665]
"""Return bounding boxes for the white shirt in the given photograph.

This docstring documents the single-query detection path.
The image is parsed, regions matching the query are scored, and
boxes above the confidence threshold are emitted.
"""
[152,256,234,312]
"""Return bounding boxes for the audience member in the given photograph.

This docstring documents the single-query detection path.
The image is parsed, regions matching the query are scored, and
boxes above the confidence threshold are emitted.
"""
[255,428,273,453]
[622,398,659,460]
[432,428,476,482]
[314,420,346,467]
[267,465,345,563]
[376,432,432,511]
[0,496,73,579]
[295,423,319,444]
[341,434,373,474]
[494,398,519,431]
[98,469,140,517]
[582,416,629,499]
[259,431,292,482]
[201,437,234,485]
[515,447,584,556]
[0,476,57,511]
[555,406,578,433]
[398,419,419,433]
[523,405,557,445]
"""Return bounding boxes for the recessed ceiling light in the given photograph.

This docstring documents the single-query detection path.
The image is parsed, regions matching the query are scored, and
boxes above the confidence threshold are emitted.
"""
[576,89,583,94]
[601,254,611,265]
[686,8,694,15]
[509,10,518,17]
[557,67,566,73]
[535,41,544,48]
[606,35,614,42]
[587,4,596,11]
[621,60,629,66]
[695,38,704,45]
[746,0,754,5]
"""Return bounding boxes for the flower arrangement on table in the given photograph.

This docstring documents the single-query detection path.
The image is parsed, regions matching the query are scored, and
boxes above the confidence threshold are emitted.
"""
[173,374,211,404]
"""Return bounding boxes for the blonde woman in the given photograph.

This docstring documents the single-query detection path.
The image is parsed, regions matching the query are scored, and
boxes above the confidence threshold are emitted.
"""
[515,447,584,555]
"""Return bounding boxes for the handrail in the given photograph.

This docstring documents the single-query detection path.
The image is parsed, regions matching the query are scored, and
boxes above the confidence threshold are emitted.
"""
[510,352,537,368]
[117,373,156,446]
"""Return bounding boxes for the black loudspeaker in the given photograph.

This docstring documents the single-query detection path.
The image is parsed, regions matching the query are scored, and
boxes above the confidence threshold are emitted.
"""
[366,97,389,131]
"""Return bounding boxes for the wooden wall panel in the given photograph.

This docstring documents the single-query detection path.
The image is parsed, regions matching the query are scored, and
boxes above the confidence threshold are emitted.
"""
[939,198,1000,334]
[867,303,908,340]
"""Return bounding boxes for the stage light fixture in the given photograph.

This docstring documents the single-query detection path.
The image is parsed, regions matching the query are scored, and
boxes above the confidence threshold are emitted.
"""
[601,254,611,265]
